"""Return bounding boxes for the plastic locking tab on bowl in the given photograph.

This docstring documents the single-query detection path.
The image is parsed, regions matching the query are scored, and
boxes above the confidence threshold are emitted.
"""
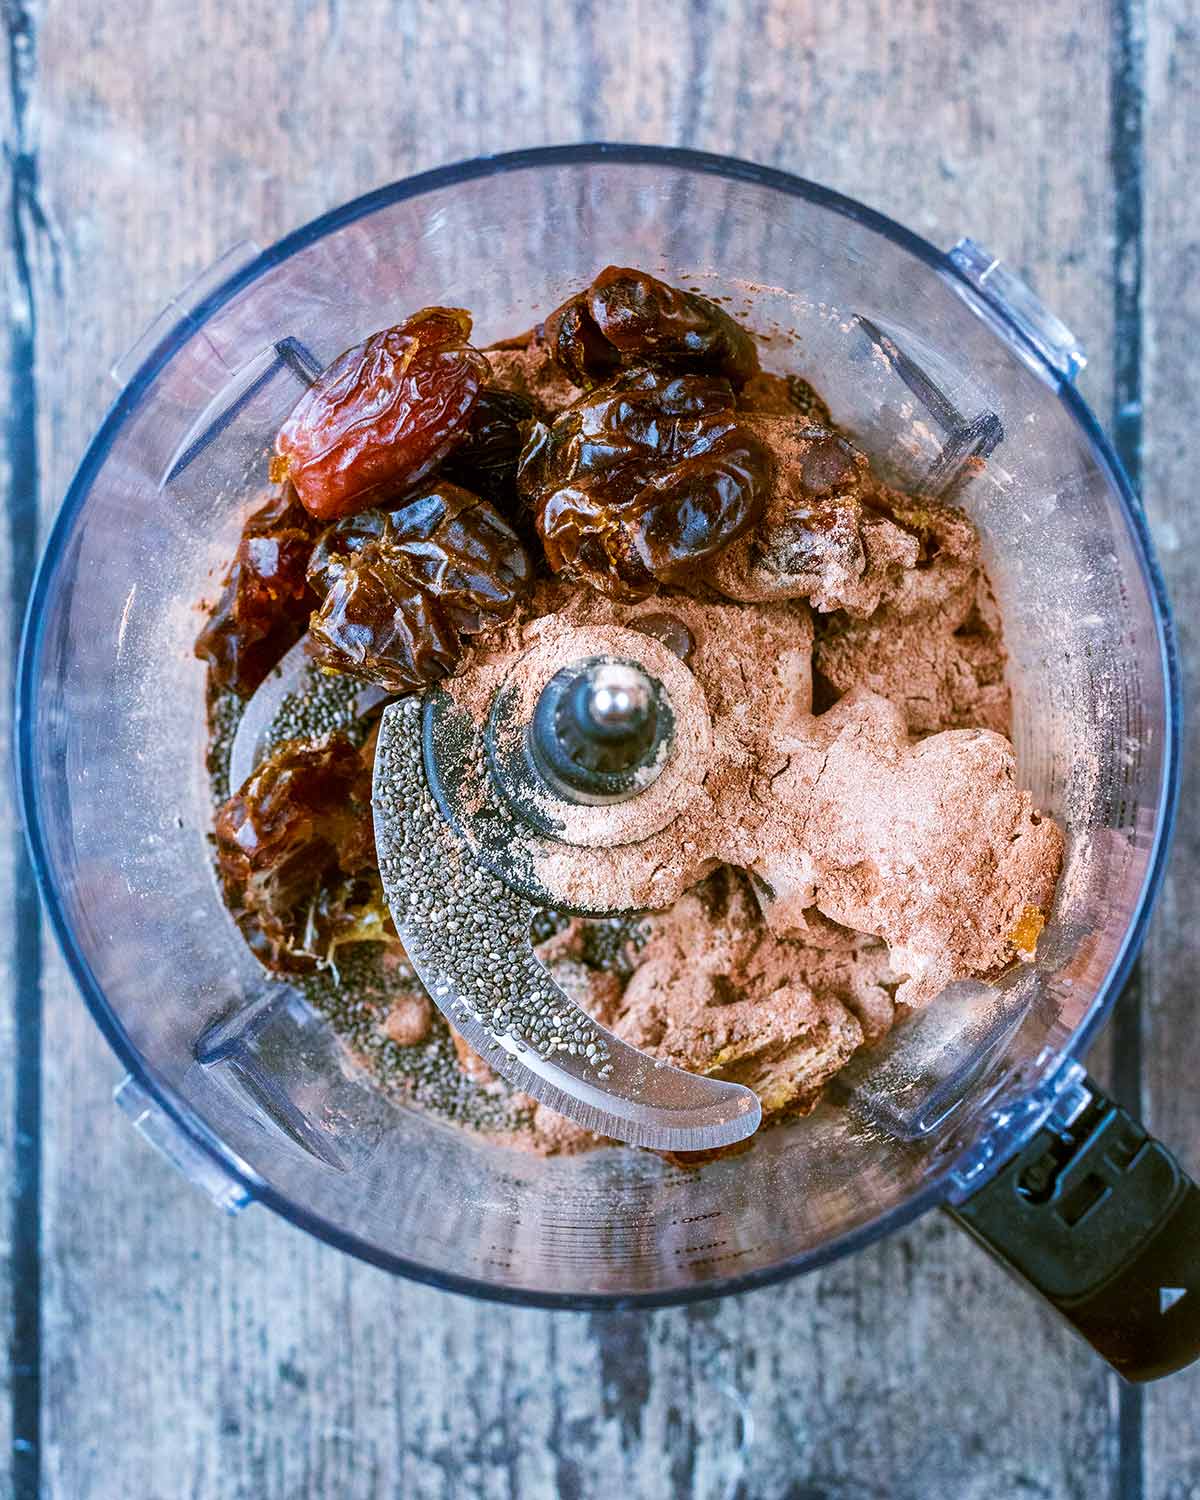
[948,237,1088,386]
[110,239,265,388]
[114,1074,253,1215]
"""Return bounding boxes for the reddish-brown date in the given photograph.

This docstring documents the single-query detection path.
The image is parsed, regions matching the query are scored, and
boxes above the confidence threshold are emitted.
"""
[517,366,772,599]
[307,483,531,692]
[194,486,320,698]
[545,267,759,389]
[214,733,379,974]
[275,307,489,522]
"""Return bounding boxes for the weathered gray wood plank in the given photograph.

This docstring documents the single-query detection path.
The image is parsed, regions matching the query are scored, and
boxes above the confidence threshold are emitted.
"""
[8,0,1190,1496]
[1141,0,1200,1491]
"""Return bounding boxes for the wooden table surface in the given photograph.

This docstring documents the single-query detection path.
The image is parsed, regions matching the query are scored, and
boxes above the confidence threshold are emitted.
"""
[2,2,1198,1496]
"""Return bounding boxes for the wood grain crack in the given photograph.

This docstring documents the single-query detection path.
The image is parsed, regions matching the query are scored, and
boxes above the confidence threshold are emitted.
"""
[1109,1,1148,1496]
[3,1,46,1496]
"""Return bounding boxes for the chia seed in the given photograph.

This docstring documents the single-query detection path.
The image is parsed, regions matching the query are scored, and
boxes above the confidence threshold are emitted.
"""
[205,682,244,805]
[297,944,531,1132]
[576,914,649,979]
[529,908,570,945]
[262,665,370,756]
[204,667,631,1139]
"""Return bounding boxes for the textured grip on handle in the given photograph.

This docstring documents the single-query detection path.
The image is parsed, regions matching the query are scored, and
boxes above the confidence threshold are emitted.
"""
[950,1075,1200,1382]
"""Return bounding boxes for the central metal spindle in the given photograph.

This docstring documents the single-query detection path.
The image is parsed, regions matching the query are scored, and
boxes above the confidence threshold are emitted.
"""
[529,656,674,803]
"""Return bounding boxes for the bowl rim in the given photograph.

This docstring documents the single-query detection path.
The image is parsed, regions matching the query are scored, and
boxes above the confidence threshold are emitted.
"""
[15,141,1182,1309]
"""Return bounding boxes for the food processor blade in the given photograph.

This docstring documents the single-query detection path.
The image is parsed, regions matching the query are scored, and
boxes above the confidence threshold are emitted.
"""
[229,651,760,1150]
[372,696,762,1151]
[227,635,388,793]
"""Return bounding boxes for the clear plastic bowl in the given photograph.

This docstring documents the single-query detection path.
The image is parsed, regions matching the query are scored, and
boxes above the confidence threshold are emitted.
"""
[16,145,1180,1306]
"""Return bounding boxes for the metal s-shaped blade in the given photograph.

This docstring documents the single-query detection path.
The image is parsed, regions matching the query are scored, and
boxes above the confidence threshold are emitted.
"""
[372,697,761,1152]
[227,636,388,793]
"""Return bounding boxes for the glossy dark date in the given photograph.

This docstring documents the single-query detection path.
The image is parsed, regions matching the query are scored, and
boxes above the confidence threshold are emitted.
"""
[517,366,772,599]
[194,486,320,698]
[214,734,378,974]
[544,267,759,389]
[307,482,532,692]
[443,385,535,501]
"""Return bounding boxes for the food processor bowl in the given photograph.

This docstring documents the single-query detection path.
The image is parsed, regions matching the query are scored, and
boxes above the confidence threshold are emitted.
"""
[17,146,1199,1375]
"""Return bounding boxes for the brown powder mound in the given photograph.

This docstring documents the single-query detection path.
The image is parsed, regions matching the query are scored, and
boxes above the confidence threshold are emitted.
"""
[452,583,816,912]
[815,572,1012,738]
[707,419,922,616]
[761,905,899,1042]
[706,417,983,623]
[516,581,814,722]
[450,583,1060,1009]
[685,990,862,1115]
[756,689,1063,1007]
[867,485,981,620]
[486,870,897,1153]
[612,882,871,1118]
[485,331,582,421]
[531,870,890,1128]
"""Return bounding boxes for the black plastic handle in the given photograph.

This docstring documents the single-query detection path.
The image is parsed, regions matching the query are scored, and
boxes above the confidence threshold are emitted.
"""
[950,1075,1200,1382]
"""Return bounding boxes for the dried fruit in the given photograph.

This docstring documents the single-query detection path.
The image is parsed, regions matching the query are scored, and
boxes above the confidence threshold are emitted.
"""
[795,428,863,496]
[213,734,385,974]
[275,308,488,522]
[545,267,759,388]
[630,611,696,663]
[1009,905,1046,960]
[442,385,535,502]
[517,366,772,599]
[307,483,531,692]
[194,486,320,698]
[441,384,541,549]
